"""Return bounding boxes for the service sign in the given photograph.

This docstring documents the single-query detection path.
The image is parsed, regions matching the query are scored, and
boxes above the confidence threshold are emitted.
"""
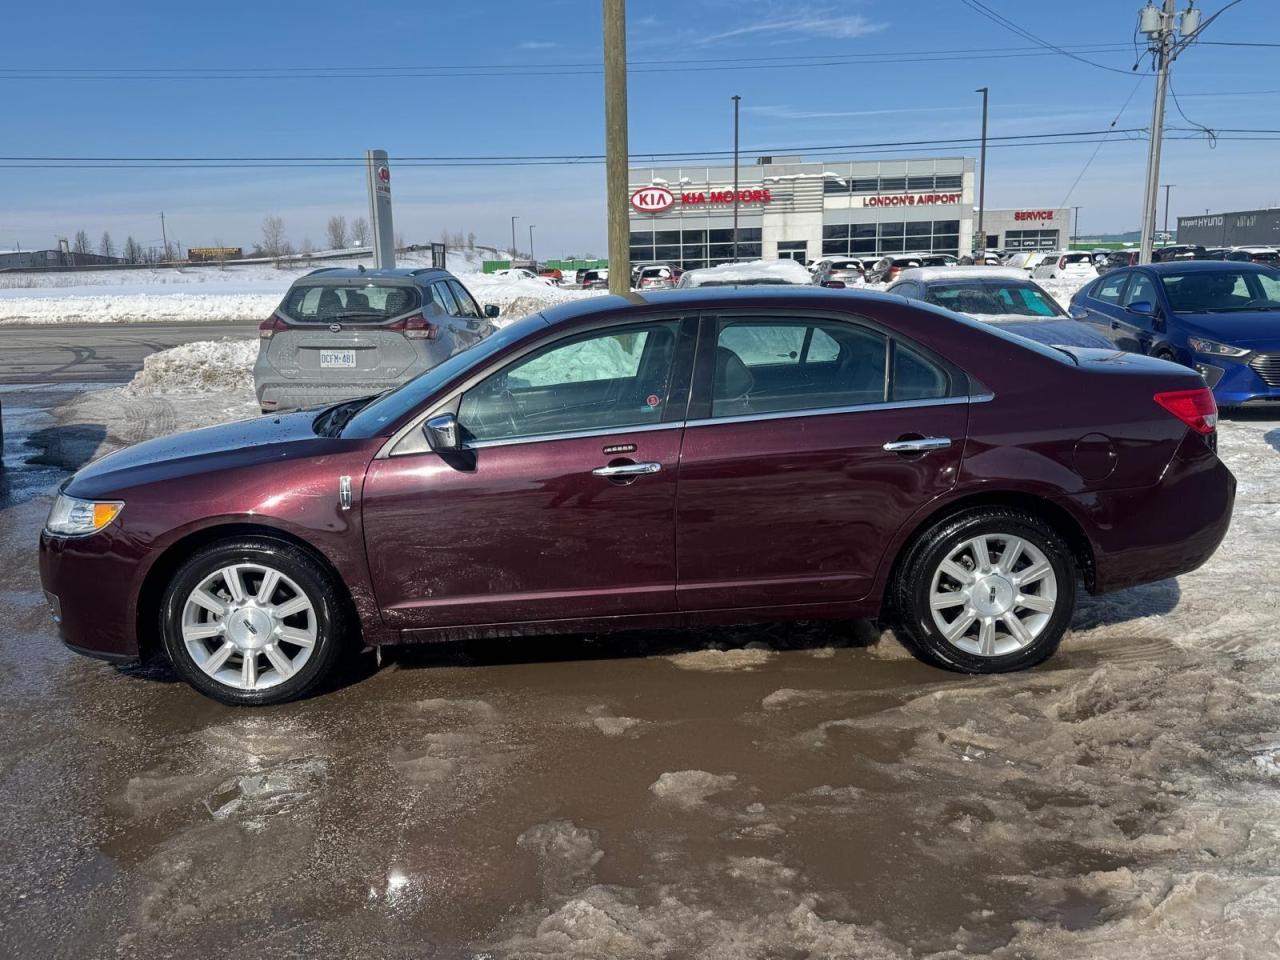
[1014,210,1056,222]
[630,186,675,214]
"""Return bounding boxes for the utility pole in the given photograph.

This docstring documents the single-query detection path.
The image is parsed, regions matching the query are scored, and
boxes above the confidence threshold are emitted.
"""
[1137,0,1207,263]
[1161,183,1176,242]
[510,215,519,260]
[1072,205,1082,246]
[603,0,630,295]
[159,211,168,261]
[529,224,536,264]
[731,94,741,262]
[975,88,989,259]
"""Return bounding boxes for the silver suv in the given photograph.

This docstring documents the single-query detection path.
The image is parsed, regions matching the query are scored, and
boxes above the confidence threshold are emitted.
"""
[255,266,498,412]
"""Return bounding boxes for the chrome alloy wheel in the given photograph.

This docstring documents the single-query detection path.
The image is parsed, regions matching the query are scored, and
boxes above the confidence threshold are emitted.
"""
[928,534,1058,658]
[180,563,317,691]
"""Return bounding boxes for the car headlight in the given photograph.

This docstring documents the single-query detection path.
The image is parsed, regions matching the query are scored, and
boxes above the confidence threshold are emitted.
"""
[45,494,124,537]
[1188,337,1250,358]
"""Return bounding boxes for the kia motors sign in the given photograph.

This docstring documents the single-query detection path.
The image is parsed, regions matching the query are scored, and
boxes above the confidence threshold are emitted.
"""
[631,186,675,214]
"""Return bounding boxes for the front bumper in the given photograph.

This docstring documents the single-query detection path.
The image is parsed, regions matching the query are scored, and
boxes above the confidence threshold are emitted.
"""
[39,528,142,661]
[1197,355,1280,407]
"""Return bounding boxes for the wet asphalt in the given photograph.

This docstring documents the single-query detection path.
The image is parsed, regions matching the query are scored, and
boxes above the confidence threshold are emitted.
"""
[0,370,1235,959]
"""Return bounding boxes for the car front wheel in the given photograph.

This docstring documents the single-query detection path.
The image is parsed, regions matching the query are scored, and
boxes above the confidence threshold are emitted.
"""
[892,508,1076,673]
[159,538,349,705]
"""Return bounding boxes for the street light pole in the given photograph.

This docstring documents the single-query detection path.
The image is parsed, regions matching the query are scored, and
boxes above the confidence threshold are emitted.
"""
[510,215,519,260]
[1073,205,1081,246]
[1161,184,1175,243]
[529,224,536,264]
[731,94,741,263]
[975,87,988,258]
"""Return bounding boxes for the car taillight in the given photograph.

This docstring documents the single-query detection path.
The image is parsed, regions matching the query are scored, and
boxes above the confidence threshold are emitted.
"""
[389,313,439,340]
[1058,256,1068,270]
[258,314,289,338]
[888,267,900,279]
[1154,387,1218,434]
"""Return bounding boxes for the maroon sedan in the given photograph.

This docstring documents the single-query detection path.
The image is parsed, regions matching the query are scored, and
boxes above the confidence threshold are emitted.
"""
[40,288,1234,705]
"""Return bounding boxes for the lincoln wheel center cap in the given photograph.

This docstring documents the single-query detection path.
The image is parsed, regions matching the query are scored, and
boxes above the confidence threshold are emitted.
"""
[971,575,1015,617]
[227,605,273,651]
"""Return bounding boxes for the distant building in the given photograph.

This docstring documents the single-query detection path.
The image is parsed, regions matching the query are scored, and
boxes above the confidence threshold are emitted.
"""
[1177,208,1280,248]
[978,208,1074,253]
[0,249,128,270]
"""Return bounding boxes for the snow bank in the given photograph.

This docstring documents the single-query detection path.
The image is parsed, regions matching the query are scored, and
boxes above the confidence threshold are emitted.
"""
[123,339,258,396]
[681,258,812,287]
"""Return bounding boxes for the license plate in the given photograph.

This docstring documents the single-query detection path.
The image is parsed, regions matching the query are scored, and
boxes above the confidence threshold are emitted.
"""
[320,350,357,369]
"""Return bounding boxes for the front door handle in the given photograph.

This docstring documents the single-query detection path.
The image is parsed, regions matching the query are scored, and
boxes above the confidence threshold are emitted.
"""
[883,437,952,453]
[592,461,662,477]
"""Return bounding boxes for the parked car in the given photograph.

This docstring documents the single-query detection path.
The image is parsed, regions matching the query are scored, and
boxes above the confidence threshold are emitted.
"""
[676,259,812,288]
[1152,244,1207,262]
[1226,247,1280,266]
[574,268,591,286]
[538,268,564,285]
[1203,247,1230,260]
[887,268,1115,349]
[635,266,677,290]
[254,267,499,413]
[814,258,866,287]
[1067,261,1280,406]
[1002,252,1044,272]
[1099,249,1140,273]
[580,269,609,290]
[43,288,1235,704]
[864,256,923,283]
[1030,251,1097,282]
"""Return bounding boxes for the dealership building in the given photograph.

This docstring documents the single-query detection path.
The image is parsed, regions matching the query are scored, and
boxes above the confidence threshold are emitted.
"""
[629,155,977,268]
[1177,208,1280,248]
[628,155,1078,268]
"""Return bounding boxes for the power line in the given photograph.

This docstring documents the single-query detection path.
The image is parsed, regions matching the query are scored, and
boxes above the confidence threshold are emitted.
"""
[1060,77,1147,207]
[957,0,1137,75]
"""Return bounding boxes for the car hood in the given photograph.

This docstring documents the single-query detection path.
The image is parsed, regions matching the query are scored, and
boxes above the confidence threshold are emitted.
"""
[65,409,359,499]
[1176,311,1280,349]
[966,314,1115,348]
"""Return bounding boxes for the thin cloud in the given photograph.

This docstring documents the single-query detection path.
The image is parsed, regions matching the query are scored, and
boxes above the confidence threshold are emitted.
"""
[746,104,974,121]
[699,13,885,44]
[518,41,559,50]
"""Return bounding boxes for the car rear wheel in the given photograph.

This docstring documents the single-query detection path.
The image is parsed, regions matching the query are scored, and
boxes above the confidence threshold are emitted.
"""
[160,538,349,705]
[892,508,1075,673]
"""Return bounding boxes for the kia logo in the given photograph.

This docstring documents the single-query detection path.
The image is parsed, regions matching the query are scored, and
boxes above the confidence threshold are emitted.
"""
[630,186,675,214]
[378,165,390,183]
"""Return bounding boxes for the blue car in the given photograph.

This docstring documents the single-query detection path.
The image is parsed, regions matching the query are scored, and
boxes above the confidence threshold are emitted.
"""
[1068,261,1280,407]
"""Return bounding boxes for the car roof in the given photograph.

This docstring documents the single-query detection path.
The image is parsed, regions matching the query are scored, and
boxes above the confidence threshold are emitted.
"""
[896,266,1029,283]
[302,266,450,281]
[1140,260,1277,273]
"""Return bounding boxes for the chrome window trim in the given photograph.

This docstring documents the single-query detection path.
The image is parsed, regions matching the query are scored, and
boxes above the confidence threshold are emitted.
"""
[685,393,988,429]
[461,420,684,451]
[451,393,994,450]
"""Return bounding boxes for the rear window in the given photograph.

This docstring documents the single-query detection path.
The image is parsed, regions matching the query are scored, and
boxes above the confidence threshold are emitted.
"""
[925,281,1064,317]
[281,283,419,323]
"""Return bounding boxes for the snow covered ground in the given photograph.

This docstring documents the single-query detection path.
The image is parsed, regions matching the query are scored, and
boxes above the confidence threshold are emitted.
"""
[0,248,600,325]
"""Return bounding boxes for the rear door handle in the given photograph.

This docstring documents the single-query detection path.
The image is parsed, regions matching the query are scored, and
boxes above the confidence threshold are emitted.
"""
[592,461,662,477]
[883,437,952,453]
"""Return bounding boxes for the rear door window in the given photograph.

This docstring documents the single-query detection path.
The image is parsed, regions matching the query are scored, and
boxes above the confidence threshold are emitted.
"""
[447,280,482,318]
[430,281,461,316]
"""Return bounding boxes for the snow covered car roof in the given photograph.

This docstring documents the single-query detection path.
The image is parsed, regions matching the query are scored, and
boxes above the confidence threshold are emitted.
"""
[895,267,1028,283]
[677,259,812,288]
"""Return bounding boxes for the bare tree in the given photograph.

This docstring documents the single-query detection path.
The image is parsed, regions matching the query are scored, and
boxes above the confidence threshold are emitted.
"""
[326,215,348,250]
[73,230,91,255]
[300,236,316,256]
[467,231,476,251]
[260,215,287,258]
[350,216,370,246]
[123,236,142,263]
[395,231,405,250]
[99,231,115,258]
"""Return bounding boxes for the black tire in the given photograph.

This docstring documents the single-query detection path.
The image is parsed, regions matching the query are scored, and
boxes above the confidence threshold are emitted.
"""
[159,537,351,705]
[890,508,1076,674]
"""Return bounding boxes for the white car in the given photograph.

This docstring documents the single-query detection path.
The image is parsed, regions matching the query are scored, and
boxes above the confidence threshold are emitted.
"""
[492,268,553,285]
[1030,251,1096,281]
[676,259,812,288]
[1002,251,1042,272]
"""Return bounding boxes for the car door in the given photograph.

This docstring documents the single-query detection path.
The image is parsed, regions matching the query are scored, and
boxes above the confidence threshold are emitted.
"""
[361,316,696,631]
[1070,270,1130,346]
[674,312,968,612]
[1115,269,1161,354]
[446,278,495,345]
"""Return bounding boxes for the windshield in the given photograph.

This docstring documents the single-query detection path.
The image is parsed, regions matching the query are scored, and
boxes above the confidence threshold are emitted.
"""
[925,281,1065,317]
[281,282,419,322]
[342,314,547,436]
[1160,269,1280,313]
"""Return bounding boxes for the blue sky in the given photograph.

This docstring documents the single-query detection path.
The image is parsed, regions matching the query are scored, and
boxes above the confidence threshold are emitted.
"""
[1,0,1276,256]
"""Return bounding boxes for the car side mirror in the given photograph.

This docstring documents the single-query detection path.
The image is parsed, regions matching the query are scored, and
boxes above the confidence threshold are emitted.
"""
[484,304,500,318]
[1126,300,1155,316]
[423,413,461,452]
[821,280,846,288]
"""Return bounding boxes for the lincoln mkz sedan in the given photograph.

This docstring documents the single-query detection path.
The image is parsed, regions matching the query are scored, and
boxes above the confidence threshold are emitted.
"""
[40,288,1235,705]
